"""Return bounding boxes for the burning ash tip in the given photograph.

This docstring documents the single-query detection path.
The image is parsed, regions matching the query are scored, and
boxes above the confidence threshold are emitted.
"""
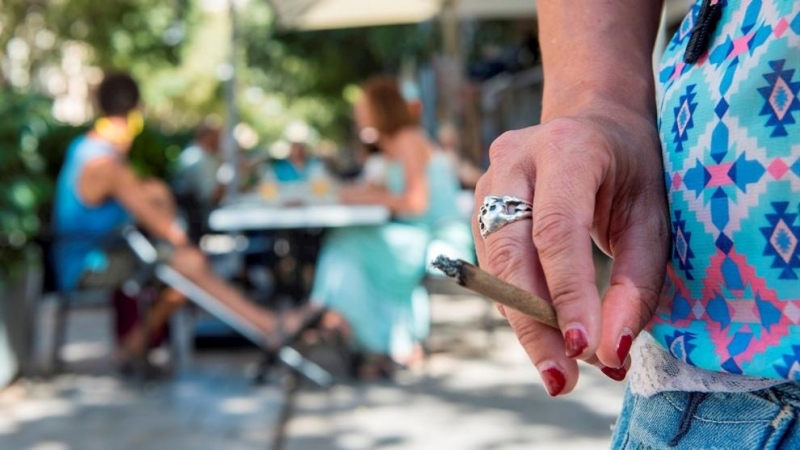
[432,255,463,279]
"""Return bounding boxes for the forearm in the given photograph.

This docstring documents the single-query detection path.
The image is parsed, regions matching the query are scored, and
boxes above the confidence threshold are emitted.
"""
[383,192,427,216]
[115,180,188,246]
[538,0,663,120]
[135,208,188,247]
[345,187,427,216]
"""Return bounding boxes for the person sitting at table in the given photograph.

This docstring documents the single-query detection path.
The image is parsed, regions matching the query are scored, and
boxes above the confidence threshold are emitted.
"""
[356,142,388,189]
[176,121,223,205]
[271,123,328,184]
[173,121,223,240]
[272,141,311,183]
[436,122,482,189]
[53,72,317,369]
[310,76,469,379]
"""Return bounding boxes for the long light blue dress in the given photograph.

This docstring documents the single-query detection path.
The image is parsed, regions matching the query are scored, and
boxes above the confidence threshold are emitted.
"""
[311,152,472,359]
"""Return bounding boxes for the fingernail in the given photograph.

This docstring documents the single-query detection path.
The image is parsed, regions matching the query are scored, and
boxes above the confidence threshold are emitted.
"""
[616,331,633,367]
[564,326,588,358]
[539,365,566,397]
[601,366,627,382]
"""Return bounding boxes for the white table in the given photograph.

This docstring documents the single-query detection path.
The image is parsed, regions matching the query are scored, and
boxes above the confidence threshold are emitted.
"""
[209,198,391,232]
[204,198,391,386]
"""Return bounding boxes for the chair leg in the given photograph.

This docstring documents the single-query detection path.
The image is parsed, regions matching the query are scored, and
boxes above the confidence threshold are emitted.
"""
[51,294,71,375]
[170,307,194,370]
[136,289,153,377]
[253,351,277,385]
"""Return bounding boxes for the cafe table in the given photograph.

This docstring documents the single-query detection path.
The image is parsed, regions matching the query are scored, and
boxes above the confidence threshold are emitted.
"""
[204,192,391,385]
[208,193,391,232]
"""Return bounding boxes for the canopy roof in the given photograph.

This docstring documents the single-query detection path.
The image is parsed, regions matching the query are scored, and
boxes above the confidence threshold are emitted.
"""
[268,0,693,31]
[267,0,535,31]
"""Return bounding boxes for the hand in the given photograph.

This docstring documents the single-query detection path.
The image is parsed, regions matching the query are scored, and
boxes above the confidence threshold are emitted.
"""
[340,184,383,205]
[473,102,669,396]
[167,221,189,247]
[339,184,364,204]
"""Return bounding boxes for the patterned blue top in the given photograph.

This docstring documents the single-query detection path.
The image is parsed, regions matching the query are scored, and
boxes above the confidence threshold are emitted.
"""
[53,136,132,291]
[651,0,800,379]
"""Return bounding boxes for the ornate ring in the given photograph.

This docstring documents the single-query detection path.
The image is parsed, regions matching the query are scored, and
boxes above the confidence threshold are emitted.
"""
[478,196,533,239]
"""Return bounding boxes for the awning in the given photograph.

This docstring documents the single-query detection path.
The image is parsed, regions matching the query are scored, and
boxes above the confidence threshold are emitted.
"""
[455,0,536,21]
[268,0,693,31]
[268,0,439,31]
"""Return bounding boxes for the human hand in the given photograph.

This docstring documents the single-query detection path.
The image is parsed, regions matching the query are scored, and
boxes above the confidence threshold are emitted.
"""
[340,184,383,205]
[339,184,364,204]
[473,102,669,396]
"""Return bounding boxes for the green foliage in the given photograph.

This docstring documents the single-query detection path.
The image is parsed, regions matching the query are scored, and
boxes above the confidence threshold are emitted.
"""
[2,0,443,143]
[239,3,439,142]
[0,90,189,279]
[1,0,186,70]
[128,127,192,179]
[0,90,57,277]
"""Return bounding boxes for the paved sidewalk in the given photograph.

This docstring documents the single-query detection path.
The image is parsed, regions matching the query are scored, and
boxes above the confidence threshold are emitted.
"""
[0,294,624,450]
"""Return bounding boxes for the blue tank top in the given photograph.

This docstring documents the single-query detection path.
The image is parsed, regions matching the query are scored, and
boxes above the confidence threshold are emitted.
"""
[53,136,131,291]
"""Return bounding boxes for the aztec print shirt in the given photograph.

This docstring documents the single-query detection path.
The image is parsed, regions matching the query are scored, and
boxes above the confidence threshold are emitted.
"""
[651,0,800,380]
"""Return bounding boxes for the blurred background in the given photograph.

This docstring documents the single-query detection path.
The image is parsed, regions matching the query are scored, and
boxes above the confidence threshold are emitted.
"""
[0,1,692,449]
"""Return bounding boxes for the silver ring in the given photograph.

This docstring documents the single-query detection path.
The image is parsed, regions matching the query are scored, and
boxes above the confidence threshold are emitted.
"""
[478,196,533,239]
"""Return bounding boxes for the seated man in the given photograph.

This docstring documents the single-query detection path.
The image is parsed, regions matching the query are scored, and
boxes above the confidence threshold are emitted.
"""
[173,122,224,242]
[175,124,223,206]
[272,140,317,183]
[53,72,312,367]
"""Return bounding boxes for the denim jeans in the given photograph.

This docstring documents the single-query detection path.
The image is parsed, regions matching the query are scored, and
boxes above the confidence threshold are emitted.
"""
[611,384,800,449]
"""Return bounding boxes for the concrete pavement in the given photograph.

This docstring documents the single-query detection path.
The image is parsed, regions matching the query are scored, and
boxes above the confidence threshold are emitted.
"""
[0,293,624,450]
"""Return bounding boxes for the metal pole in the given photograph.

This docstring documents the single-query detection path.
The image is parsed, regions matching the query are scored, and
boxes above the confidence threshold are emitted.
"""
[438,0,461,125]
[441,0,459,58]
[222,0,240,201]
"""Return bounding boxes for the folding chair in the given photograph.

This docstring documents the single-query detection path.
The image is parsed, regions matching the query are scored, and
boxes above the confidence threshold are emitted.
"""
[120,226,333,388]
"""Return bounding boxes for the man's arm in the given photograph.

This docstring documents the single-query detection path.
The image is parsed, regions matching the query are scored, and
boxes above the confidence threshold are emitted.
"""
[95,158,189,246]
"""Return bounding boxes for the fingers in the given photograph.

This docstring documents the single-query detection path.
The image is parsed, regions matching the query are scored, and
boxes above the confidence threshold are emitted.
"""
[504,307,580,396]
[531,140,605,360]
[473,148,580,396]
[596,203,669,368]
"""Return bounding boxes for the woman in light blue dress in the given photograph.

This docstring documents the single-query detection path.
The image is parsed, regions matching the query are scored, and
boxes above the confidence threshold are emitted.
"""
[311,77,472,377]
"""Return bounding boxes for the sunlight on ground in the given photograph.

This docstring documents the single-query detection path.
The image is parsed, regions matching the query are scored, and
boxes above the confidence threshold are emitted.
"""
[219,396,260,415]
[1,296,624,449]
[29,441,70,450]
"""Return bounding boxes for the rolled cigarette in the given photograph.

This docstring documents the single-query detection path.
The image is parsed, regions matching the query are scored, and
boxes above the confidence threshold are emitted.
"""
[432,255,558,330]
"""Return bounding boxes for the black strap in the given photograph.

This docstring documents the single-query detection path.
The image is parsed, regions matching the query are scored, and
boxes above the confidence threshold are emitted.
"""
[684,0,724,64]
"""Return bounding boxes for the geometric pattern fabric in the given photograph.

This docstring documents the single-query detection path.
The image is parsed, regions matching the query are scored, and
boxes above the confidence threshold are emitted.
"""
[652,0,800,380]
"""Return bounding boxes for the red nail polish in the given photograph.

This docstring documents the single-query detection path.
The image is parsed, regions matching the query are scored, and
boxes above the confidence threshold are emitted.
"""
[616,333,633,366]
[541,367,566,397]
[601,366,627,382]
[564,328,588,358]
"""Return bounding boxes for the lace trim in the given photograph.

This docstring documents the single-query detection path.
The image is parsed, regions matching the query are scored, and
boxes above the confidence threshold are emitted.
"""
[628,332,786,397]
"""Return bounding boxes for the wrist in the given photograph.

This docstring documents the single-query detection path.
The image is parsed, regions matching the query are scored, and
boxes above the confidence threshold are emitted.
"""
[537,97,661,162]
[167,222,189,247]
[542,75,655,124]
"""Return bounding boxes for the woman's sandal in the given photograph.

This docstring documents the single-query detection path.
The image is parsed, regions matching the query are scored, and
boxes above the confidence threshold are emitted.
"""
[274,304,329,349]
[353,353,395,381]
